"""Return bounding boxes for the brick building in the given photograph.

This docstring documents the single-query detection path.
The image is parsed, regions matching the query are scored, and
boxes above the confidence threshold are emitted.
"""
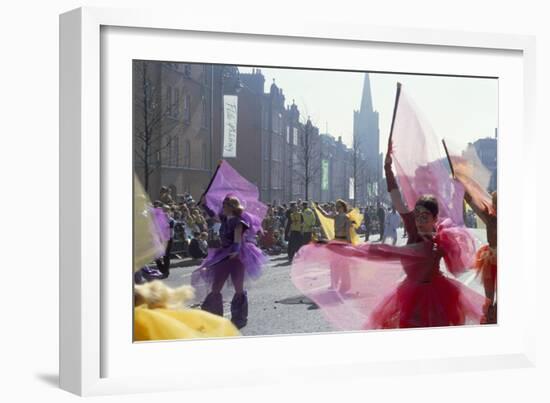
[134,62,363,205]
[133,61,214,202]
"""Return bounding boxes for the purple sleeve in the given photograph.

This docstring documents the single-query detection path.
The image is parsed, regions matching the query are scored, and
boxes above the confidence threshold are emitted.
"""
[238,215,251,230]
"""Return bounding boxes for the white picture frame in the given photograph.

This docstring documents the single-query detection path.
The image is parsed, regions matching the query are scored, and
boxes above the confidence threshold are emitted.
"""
[59,6,537,396]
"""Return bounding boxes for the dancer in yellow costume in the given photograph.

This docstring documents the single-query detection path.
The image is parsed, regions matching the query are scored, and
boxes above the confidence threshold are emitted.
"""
[314,199,363,292]
[134,281,240,341]
[133,174,240,341]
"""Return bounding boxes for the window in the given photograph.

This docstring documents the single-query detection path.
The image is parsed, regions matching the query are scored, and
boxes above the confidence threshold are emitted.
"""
[286,126,290,143]
[271,141,276,161]
[272,141,282,161]
[202,65,208,83]
[166,86,173,116]
[166,86,179,118]
[167,136,173,165]
[201,143,208,169]
[183,94,191,123]
[174,136,180,166]
[271,168,277,187]
[262,166,268,186]
[263,109,268,130]
[293,128,298,146]
[272,112,279,134]
[184,64,192,77]
[201,98,208,128]
[174,88,180,117]
[184,140,191,167]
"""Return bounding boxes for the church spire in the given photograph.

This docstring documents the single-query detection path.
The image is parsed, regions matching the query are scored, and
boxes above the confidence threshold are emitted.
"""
[360,73,374,114]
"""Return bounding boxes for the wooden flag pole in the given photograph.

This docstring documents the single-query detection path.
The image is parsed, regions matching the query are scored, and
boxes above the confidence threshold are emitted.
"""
[387,82,402,152]
[442,139,456,178]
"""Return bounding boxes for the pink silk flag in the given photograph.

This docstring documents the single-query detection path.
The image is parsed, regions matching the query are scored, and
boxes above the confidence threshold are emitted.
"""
[390,86,466,226]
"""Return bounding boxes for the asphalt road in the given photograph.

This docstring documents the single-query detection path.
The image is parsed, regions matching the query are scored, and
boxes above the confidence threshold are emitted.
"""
[161,228,488,336]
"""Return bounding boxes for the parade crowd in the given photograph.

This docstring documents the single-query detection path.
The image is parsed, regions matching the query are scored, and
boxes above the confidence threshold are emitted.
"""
[138,184,410,281]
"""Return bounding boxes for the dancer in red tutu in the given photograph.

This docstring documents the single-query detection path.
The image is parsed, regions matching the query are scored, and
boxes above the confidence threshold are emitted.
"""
[366,150,489,328]
[291,84,488,330]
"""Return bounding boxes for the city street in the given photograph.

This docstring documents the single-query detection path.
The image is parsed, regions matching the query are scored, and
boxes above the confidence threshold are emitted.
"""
[160,228,488,337]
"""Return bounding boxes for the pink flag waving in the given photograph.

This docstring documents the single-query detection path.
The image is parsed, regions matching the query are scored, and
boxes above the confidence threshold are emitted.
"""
[390,86,466,226]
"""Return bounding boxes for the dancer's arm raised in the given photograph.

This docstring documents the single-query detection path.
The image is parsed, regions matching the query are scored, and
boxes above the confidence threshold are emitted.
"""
[315,203,333,219]
[384,146,409,214]
[464,190,494,225]
[198,194,220,222]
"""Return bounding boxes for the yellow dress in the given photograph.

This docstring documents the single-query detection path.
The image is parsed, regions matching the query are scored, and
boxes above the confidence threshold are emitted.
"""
[346,208,364,246]
[134,306,241,341]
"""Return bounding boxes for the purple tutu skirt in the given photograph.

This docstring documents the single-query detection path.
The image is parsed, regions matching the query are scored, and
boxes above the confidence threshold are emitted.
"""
[191,241,267,299]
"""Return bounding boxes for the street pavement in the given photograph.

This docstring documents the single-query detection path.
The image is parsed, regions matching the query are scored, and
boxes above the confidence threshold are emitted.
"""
[160,228,488,336]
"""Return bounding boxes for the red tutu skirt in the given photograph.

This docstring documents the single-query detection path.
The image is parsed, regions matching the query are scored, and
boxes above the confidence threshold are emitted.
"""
[366,273,488,329]
[291,228,488,331]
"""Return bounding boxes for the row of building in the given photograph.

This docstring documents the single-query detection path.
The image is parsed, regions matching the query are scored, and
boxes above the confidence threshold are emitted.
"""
[133,61,384,206]
[132,60,496,207]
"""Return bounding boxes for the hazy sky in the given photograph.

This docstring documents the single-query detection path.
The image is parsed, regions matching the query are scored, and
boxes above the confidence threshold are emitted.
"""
[238,66,498,152]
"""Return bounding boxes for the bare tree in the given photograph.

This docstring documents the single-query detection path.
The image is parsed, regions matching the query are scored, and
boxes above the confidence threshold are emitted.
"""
[292,117,321,201]
[133,61,183,193]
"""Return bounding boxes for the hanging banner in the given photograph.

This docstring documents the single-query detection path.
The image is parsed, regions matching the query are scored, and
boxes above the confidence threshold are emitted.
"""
[321,159,329,191]
[223,95,238,158]
[349,177,354,200]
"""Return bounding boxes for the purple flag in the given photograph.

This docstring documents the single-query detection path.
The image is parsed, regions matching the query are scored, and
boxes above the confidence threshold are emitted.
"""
[203,160,267,236]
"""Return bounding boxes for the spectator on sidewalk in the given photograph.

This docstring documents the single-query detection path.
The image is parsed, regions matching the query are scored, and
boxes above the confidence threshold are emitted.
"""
[301,202,316,245]
[377,203,386,241]
[383,207,401,245]
[287,202,303,261]
[159,186,175,206]
[189,231,208,259]
[154,205,175,279]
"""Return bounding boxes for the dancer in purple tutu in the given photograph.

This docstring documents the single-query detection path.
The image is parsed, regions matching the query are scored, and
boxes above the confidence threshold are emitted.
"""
[191,161,268,329]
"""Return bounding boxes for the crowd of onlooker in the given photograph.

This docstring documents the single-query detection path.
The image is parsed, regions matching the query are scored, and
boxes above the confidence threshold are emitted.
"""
[257,200,399,253]
[155,185,402,260]
[153,186,218,259]
[137,185,480,283]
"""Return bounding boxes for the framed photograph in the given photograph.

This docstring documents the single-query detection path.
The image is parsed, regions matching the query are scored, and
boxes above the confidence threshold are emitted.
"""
[60,6,536,396]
